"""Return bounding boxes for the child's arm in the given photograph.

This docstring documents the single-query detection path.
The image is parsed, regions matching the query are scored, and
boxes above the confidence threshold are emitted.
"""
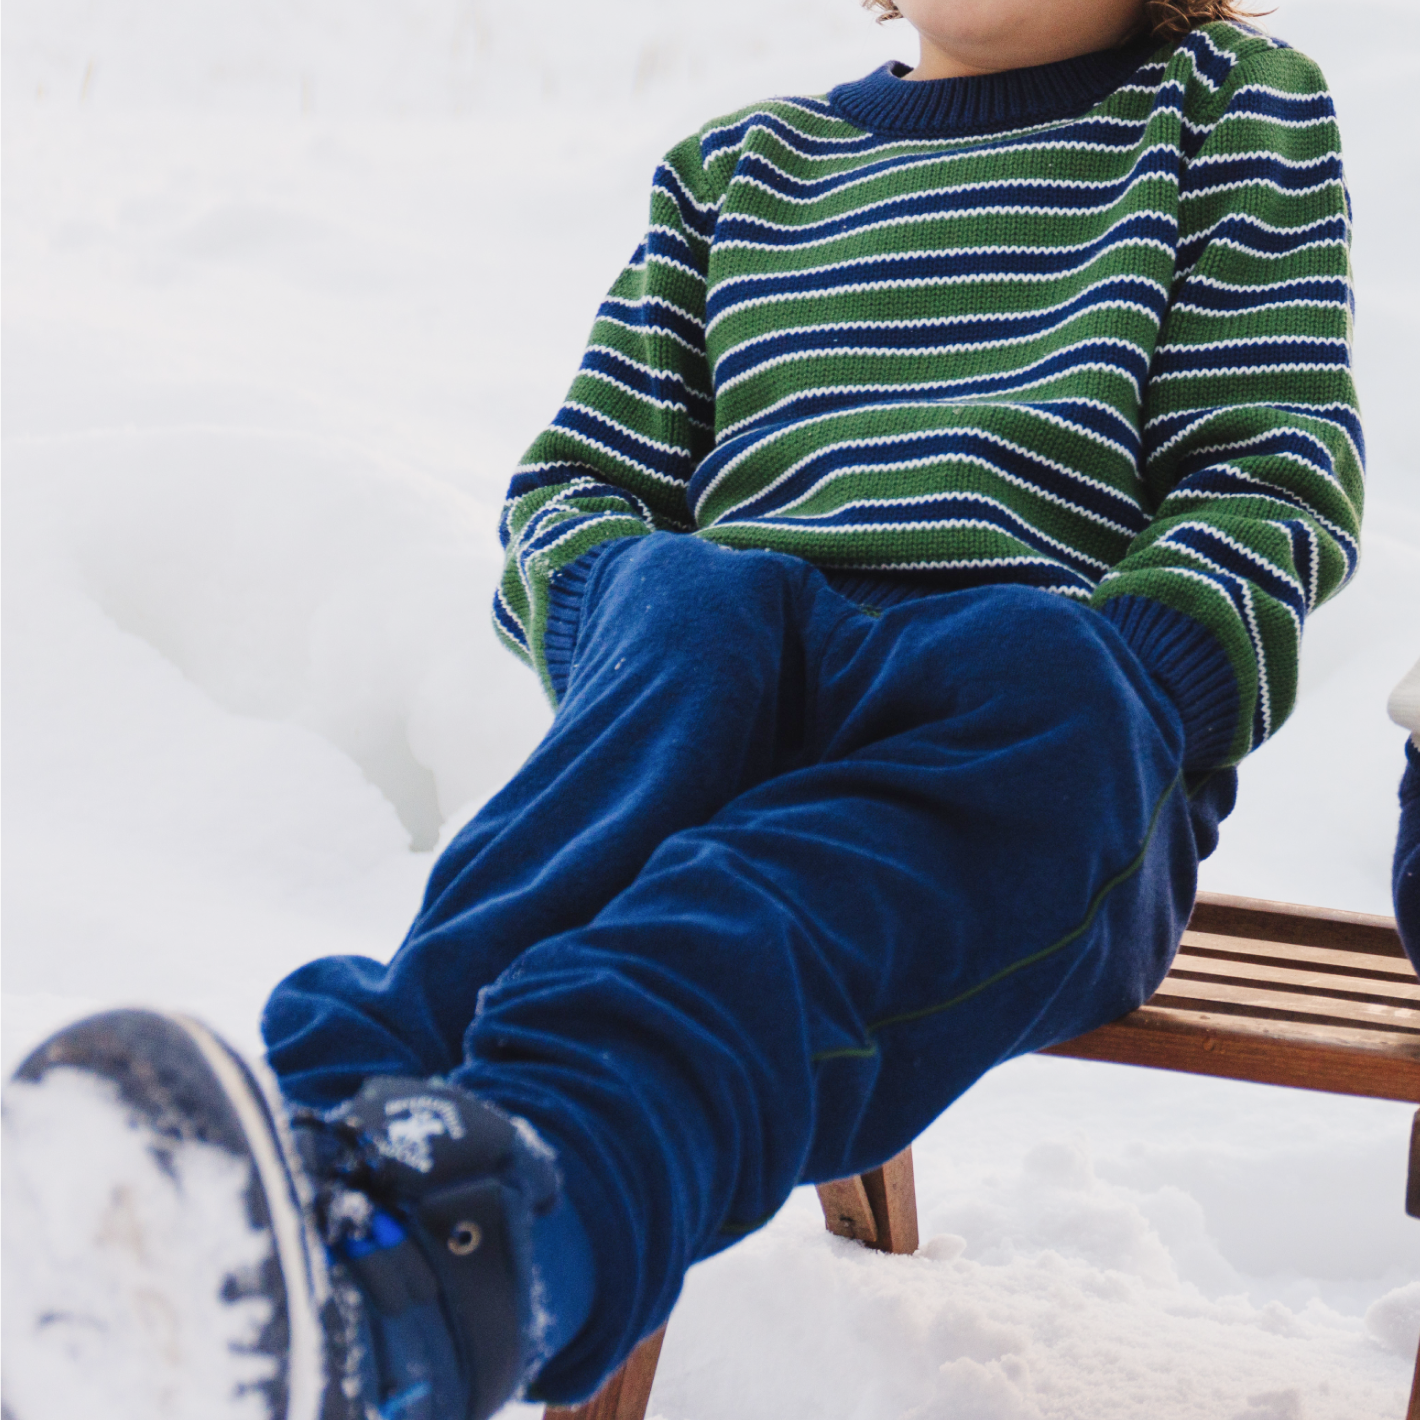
[494,137,719,701]
[1094,43,1363,767]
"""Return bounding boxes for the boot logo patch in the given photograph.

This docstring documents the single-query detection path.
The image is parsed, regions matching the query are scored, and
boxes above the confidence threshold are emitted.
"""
[378,1096,466,1174]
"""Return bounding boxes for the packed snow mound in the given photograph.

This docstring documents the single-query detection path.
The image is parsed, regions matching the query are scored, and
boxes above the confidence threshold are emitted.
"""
[12,427,517,847]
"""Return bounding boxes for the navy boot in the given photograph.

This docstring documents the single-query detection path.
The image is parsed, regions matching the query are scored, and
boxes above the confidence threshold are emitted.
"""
[293,1077,564,1420]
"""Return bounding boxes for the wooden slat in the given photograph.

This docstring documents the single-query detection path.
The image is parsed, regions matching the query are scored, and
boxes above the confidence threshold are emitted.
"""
[1157,970,1420,1031]
[1043,1005,1420,1102]
[1169,950,1420,1004]
[1189,892,1405,957]
[1180,931,1418,983]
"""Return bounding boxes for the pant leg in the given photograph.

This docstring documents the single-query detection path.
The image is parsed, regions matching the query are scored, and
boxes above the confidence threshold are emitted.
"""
[452,581,1218,1403]
[1398,740,1420,965]
[262,534,841,1105]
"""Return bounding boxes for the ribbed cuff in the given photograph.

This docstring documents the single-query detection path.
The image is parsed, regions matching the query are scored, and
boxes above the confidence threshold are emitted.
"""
[1098,595,1240,770]
[542,539,640,701]
[822,570,944,612]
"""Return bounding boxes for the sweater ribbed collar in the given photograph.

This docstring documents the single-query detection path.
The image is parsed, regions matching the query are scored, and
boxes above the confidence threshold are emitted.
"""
[828,37,1157,138]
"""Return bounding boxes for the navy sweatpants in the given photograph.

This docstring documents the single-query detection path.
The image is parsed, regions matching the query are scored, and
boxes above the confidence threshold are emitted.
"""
[1398,741,1420,965]
[262,534,1234,1401]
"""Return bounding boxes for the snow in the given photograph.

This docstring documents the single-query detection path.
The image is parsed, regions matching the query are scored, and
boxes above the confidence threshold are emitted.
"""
[3,1,1419,1416]
[2,1069,278,1418]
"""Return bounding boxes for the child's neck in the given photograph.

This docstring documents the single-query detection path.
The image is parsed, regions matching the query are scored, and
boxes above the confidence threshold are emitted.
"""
[903,2,1147,82]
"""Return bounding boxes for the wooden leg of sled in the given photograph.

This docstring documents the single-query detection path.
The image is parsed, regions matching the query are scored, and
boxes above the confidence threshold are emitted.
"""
[816,1144,919,1256]
[544,1323,667,1420]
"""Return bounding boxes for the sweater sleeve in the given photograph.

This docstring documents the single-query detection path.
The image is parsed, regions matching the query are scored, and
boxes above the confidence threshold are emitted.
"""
[494,135,720,700]
[1093,44,1363,768]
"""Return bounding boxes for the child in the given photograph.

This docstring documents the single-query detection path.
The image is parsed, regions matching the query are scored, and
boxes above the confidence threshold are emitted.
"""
[17,3,1362,1418]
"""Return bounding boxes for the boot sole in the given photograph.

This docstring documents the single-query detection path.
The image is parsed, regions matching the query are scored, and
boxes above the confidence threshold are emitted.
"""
[0,1011,350,1420]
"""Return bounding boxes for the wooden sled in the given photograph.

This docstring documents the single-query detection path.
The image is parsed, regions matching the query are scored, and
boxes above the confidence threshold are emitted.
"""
[546,892,1420,1420]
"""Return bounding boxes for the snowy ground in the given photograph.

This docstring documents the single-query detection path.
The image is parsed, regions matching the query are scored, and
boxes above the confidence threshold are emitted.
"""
[4,1,1420,1416]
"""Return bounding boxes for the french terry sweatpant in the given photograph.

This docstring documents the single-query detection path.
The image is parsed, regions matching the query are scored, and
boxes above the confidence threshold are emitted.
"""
[262,533,1236,1402]
[1397,740,1420,965]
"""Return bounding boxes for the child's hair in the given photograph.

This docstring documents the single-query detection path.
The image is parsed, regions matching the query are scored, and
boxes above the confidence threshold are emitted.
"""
[861,0,1266,45]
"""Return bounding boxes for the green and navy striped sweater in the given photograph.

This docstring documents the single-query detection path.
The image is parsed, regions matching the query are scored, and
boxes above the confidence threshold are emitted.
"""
[497,22,1362,769]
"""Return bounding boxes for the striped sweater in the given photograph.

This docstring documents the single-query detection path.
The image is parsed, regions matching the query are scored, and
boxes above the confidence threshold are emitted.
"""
[496,22,1362,769]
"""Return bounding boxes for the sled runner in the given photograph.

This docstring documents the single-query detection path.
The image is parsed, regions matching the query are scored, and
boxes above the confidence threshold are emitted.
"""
[549,891,1420,1420]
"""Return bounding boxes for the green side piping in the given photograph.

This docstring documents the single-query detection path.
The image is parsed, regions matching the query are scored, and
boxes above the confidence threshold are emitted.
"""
[809,770,1184,1064]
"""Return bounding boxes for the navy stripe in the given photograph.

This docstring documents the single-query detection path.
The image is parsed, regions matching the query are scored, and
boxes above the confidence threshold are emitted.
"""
[1182,31,1238,90]
[1036,397,1142,455]
[1173,276,1349,313]
[580,348,715,425]
[1275,401,1365,462]
[717,336,1150,410]
[1179,212,1347,268]
[506,463,590,502]
[552,405,696,484]
[703,111,888,164]
[597,296,706,351]
[720,387,1143,464]
[1285,519,1317,606]
[696,425,1147,535]
[644,224,706,274]
[708,254,1164,324]
[1165,523,1306,615]
[511,475,657,522]
[719,197,1176,259]
[726,391,1141,464]
[492,589,528,650]
[519,504,653,561]
[653,163,718,242]
[1183,152,1343,197]
[721,492,1106,583]
[1228,87,1335,125]
[1169,427,1338,480]
[1154,336,1347,377]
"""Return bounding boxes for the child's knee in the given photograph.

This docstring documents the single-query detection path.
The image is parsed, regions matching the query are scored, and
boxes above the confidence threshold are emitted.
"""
[579,533,808,661]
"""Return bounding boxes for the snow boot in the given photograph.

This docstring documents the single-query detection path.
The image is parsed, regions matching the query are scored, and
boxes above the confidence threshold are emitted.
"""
[2,1009,558,1420]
